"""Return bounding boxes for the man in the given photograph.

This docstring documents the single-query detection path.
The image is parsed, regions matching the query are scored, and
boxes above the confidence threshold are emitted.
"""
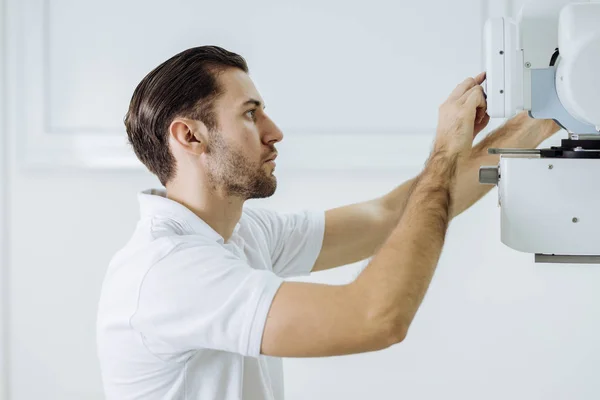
[96,46,559,399]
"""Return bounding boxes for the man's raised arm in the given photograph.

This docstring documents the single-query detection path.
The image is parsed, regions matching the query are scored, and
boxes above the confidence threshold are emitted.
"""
[261,77,487,357]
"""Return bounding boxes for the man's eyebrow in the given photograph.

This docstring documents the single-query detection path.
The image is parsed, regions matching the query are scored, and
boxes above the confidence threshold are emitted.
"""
[241,98,266,109]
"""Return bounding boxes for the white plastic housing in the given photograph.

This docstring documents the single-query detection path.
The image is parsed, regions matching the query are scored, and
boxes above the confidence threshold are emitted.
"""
[517,0,573,69]
[483,17,522,118]
[499,157,600,255]
[555,3,600,129]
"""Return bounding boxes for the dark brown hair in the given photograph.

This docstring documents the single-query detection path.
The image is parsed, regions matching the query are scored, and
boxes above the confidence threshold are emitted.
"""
[124,46,248,185]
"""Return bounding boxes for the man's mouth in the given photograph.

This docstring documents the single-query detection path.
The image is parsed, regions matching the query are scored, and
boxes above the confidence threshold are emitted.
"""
[264,153,278,163]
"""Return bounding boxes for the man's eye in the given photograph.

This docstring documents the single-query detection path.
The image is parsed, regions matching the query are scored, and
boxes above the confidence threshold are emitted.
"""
[246,109,257,121]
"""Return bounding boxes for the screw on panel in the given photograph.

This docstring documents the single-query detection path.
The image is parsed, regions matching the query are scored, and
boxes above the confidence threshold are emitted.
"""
[500,90,504,94]
[548,164,553,169]
[525,62,531,68]
[573,217,579,223]
[499,50,504,55]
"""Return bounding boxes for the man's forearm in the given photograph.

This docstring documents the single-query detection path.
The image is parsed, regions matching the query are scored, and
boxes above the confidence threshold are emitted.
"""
[352,149,458,334]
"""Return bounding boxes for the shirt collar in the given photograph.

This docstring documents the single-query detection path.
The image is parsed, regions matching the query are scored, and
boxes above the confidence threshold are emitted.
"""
[138,189,241,243]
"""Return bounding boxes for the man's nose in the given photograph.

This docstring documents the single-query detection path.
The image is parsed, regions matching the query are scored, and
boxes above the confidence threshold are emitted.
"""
[263,116,284,143]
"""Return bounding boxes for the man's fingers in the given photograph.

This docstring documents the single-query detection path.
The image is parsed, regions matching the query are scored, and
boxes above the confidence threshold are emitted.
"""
[476,112,491,129]
[474,71,486,85]
[449,77,478,100]
[464,85,487,111]
[476,107,485,124]
[480,113,491,126]
[448,72,486,101]
[473,113,491,138]
[475,91,488,122]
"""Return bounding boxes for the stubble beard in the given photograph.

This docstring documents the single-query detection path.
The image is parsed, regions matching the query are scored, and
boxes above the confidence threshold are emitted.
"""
[206,132,277,200]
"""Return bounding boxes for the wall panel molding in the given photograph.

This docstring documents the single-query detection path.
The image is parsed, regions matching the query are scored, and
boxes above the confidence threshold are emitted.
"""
[7,0,503,172]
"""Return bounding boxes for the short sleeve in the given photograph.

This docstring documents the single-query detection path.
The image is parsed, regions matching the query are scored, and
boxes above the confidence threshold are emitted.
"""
[243,208,325,278]
[130,240,283,358]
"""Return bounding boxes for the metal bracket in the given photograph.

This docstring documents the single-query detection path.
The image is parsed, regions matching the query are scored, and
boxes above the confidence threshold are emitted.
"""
[488,148,541,155]
[530,67,598,134]
[535,254,600,264]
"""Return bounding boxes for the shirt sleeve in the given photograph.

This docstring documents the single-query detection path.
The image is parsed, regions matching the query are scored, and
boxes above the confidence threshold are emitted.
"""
[243,207,326,278]
[130,240,283,358]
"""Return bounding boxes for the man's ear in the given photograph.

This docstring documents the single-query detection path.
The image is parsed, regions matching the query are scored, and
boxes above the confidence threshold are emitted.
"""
[169,118,209,155]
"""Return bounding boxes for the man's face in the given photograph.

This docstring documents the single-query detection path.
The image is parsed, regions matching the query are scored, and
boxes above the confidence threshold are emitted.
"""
[204,68,283,200]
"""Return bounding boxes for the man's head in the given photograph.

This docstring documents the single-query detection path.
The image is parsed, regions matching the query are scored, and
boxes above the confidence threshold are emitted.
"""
[125,46,283,199]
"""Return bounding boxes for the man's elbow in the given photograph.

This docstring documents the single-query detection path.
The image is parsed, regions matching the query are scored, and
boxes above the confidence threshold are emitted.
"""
[379,318,409,349]
[347,283,410,352]
[364,310,409,351]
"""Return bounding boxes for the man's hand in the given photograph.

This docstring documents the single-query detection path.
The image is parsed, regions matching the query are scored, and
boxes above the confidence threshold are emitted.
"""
[434,72,488,158]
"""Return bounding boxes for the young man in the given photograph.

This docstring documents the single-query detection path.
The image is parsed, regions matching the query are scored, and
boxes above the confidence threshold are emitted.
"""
[96,46,559,399]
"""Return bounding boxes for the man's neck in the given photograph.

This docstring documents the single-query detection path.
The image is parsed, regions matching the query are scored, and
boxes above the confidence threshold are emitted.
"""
[166,180,244,243]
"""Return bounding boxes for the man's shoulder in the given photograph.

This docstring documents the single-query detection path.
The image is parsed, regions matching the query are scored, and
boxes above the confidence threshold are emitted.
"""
[109,218,219,272]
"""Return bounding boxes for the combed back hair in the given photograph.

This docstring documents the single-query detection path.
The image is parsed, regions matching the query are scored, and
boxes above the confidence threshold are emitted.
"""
[124,45,249,185]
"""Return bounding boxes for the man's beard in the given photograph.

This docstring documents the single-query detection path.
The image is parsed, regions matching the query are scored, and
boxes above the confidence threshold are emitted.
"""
[205,131,277,199]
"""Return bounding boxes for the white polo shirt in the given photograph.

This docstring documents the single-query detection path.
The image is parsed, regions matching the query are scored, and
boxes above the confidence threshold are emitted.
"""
[96,189,325,400]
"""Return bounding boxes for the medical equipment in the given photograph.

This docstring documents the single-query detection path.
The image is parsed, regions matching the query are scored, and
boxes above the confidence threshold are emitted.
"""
[480,1,600,263]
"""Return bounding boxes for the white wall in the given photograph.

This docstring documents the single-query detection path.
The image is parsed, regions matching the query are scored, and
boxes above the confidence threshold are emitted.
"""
[3,0,600,399]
